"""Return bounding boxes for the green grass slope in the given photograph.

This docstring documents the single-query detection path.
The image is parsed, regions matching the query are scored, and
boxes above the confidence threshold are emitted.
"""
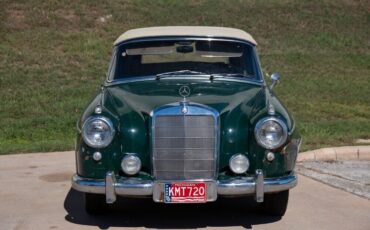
[0,0,369,154]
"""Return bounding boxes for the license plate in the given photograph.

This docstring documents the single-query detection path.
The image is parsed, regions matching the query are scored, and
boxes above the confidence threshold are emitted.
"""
[164,182,207,203]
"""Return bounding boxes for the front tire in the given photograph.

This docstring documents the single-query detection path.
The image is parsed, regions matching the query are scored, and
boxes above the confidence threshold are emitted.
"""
[261,190,289,216]
[84,193,107,215]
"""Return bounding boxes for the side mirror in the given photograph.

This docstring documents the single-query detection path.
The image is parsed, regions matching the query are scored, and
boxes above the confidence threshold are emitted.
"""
[270,72,280,90]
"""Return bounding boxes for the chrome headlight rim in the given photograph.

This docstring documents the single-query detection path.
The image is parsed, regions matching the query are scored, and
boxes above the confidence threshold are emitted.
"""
[82,116,115,148]
[254,117,288,150]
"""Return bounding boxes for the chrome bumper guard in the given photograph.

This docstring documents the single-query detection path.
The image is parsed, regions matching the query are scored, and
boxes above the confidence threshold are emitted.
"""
[72,170,297,204]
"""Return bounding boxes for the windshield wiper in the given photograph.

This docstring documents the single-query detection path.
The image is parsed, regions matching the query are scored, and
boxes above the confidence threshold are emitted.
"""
[210,73,254,79]
[156,70,208,80]
[155,70,253,81]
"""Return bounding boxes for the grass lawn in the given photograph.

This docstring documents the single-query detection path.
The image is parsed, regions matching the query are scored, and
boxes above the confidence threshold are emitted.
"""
[0,0,369,154]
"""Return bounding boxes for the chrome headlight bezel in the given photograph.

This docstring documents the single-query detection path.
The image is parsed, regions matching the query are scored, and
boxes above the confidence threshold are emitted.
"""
[254,117,288,150]
[82,116,115,148]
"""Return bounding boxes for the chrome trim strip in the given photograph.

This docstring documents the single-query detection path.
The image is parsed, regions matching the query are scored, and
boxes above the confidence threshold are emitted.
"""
[72,174,153,196]
[217,172,297,196]
[71,172,297,203]
[76,120,82,133]
[72,174,106,194]
[297,137,303,153]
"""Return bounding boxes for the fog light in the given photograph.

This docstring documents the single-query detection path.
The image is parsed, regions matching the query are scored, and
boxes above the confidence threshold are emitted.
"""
[92,152,102,161]
[229,154,249,174]
[266,152,275,162]
[121,155,141,175]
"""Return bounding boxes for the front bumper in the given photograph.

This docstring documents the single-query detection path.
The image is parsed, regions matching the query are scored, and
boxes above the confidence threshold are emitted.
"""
[72,170,297,204]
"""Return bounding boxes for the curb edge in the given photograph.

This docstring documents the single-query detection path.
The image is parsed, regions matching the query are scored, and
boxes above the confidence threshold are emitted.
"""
[297,146,370,162]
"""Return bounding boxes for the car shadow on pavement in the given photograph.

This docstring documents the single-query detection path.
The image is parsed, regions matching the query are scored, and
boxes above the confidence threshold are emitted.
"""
[64,188,281,229]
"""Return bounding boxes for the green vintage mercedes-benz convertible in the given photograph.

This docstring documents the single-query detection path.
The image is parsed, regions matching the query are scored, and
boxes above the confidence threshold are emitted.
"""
[72,26,301,216]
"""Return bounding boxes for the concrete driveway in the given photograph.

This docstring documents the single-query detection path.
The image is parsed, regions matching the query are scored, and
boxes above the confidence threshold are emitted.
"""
[0,151,369,230]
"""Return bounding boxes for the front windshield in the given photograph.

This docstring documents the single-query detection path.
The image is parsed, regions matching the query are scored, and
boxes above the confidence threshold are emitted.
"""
[111,39,258,80]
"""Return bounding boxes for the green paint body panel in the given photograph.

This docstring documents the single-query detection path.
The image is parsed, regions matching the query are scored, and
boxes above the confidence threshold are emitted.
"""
[76,78,301,180]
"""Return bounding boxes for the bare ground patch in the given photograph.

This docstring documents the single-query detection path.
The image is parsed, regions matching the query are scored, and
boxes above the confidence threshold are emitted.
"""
[54,9,81,32]
[6,4,29,30]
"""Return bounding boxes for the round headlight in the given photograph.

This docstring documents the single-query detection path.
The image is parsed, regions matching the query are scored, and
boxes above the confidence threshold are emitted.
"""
[229,154,249,174]
[82,116,115,148]
[254,117,288,149]
[121,155,141,175]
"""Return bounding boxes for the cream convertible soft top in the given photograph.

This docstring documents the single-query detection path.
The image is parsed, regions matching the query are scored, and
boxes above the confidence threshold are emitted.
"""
[114,26,257,45]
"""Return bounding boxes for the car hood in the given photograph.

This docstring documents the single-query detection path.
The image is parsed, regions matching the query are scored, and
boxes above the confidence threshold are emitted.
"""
[106,79,266,119]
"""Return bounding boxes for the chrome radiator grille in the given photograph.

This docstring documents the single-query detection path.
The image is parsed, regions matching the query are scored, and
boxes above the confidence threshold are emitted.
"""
[153,115,216,180]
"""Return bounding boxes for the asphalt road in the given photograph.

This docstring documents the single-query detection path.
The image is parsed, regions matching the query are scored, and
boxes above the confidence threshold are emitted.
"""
[0,151,369,230]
